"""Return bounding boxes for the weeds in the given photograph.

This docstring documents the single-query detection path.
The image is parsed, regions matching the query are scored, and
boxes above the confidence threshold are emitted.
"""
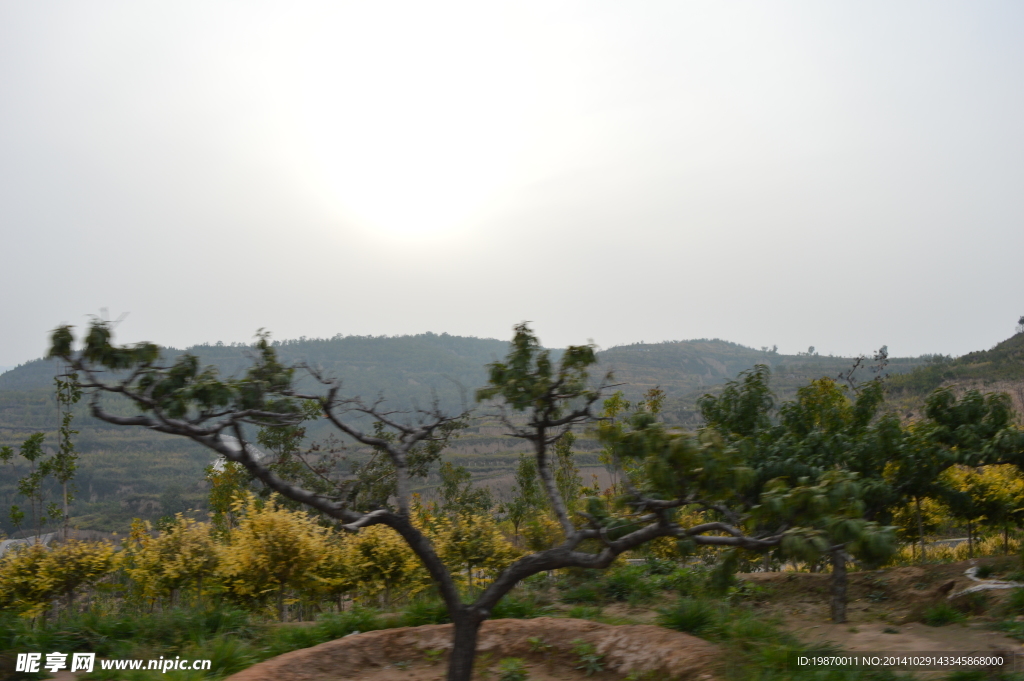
[2,605,390,681]
[567,605,603,620]
[527,636,554,673]
[527,637,549,654]
[398,598,451,626]
[562,584,603,604]
[571,639,604,677]
[497,657,529,681]
[657,598,718,635]
[491,593,549,619]
[922,602,966,627]
[474,651,495,680]
[603,565,658,604]
[656,595,907,681]
[1009,588,1024,612]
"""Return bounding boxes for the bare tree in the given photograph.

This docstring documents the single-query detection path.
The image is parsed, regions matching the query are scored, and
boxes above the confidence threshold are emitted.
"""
[50,321,783,681]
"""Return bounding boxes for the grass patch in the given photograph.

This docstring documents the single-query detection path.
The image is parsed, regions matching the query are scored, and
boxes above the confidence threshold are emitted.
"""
[566,605,602,620]
[1,605,389,681]
[922,602,966,627]
[491,593,550,619]
[657,596,909,681]
[561,583,603,604]
[657,598,718,635]
[398,598,452,626]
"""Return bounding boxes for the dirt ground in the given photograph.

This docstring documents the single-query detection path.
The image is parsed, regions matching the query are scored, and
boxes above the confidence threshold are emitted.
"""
[539,556,1023,678]
[294,658,617,681]
[735,556,1022,665]
[41,557,1024,680]
[225,618,721,681]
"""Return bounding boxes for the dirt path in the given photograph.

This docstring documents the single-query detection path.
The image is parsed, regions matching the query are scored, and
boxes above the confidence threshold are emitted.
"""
[783,618,1017,655]
[738,556,1022,663]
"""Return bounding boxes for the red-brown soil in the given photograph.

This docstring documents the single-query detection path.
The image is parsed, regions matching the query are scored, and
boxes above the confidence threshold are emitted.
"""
[224,618,721,681]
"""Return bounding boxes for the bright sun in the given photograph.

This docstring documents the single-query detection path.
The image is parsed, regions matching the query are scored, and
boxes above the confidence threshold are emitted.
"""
[289,5,538,237]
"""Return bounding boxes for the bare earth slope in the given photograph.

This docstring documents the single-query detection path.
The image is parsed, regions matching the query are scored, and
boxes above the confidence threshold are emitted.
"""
[224,618,721,681]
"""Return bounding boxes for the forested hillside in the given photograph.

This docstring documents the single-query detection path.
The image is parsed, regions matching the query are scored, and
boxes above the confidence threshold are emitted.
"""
[601,339,929,424]
[885,332,1024,417]
[0,330,953,534]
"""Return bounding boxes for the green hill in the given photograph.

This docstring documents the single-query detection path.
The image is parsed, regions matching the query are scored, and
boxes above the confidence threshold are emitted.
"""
[885,332,1024,418]
[600,339,928,425]
[0,332,933,534]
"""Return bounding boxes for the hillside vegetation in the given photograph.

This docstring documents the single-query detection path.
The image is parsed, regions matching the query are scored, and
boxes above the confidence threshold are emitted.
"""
[886,332,1024,416]
[0,330,967,535]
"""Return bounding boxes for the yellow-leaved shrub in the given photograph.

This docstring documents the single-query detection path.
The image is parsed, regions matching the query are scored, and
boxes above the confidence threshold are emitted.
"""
[0,540,114,618]
[122,515,218,605]
[343,524,428,606]
[216,495,328,619]
[433,512,520,593]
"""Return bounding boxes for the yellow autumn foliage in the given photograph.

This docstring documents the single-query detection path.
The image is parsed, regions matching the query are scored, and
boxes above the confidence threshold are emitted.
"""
[122,515,218,603]
[433,512,521,592]
[0,540,114,618]
[886,533,1022,566]
[521,513,562,552]
[343,524,428,605]
[216,495,328,607]
[308,533,355,605]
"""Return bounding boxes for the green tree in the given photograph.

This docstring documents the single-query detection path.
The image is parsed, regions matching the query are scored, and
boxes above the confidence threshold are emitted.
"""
[503,455,542,542]
[0,539,114,618]
[553,431,582,517]
[944,464,1024,554]
[888,387,1023,558]
[434,511,519,595]
[699,366,902,620]
[437,461,492,517]
[1,433,49,540]
[50,320,784,681]
[50,370,82,540]
[217,495,328,621]
[757,471,896,622]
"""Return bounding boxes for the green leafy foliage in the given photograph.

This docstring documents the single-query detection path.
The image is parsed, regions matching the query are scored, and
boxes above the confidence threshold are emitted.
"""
[657,597,718,634]
[571,640,604,676]
[497,657,529,681]
[476,323,601,415]
[438,460,493,516]
[921,602,966,627]
[399,597,452,626]
[758,471,897,566]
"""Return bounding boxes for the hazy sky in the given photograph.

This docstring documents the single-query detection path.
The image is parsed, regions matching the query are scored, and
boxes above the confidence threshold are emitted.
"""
[2,1,1022,368]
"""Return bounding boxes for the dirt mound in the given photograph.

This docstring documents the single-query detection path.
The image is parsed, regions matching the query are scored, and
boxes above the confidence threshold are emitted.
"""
[225,617,721,681]
[739,556,1019,623]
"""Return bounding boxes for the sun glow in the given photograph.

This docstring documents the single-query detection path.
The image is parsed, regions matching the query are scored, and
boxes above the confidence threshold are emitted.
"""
[289,5,539,237]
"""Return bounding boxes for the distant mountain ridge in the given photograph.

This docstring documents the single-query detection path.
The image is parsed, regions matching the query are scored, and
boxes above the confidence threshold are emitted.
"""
[1,332,930,430]
[5,329,1016,535]
[885,332,1024,417]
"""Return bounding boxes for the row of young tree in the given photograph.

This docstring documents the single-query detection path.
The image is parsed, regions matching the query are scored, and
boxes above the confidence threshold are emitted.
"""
[0,493,519,622]
[1,370,81,540]
[695,357,1024,621]
[11,320,1023,681]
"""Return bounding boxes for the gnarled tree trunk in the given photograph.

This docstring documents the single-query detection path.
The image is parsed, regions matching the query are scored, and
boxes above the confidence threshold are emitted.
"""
[447,608,485,681]
[829,546,847,623]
